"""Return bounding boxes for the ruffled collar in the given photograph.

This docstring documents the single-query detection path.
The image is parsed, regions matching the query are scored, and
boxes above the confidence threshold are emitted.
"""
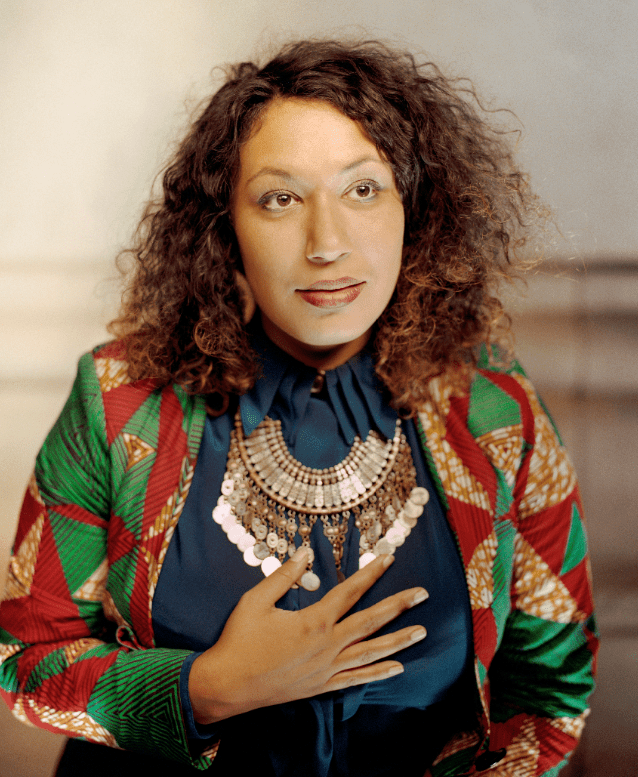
[239,323,397,449]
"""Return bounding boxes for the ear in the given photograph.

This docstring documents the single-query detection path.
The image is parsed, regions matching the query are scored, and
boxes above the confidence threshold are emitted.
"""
[234,270,257,324]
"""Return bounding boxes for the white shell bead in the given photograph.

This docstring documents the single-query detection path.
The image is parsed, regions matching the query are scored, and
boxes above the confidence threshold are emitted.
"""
[221,479,235,496]
[374,539,393,555]
[404,501,424,519]
[237,534,255,552]
[266,532,279,548]
[243,546,262,567]
[222,514,238,533]
[399,511,418,529]
[386,527,406,546]
[227,524,246,544]
[253,542,270,560]
[212,504,231,524]
[261,556,282,576]
[300,571,321,591]
[359,551,377,569]
[410,487,430,505]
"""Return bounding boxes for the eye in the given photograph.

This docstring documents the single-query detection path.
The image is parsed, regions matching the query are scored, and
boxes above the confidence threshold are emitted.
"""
[259,191,298,212]
[345,180,382,202]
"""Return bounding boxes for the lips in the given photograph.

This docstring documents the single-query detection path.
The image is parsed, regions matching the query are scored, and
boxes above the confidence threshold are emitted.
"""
[296,280,365,308]
[300,277,362,291]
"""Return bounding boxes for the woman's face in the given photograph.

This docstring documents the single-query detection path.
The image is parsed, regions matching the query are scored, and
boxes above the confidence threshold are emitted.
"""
[231,98,404,368]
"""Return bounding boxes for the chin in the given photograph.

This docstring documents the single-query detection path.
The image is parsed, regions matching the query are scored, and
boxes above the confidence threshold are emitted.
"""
[291,325,369,350]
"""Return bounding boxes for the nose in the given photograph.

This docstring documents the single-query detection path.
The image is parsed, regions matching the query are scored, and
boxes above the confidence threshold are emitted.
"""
[305,197,351,264]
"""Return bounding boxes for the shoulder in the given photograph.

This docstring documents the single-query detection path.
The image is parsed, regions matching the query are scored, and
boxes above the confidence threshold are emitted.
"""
[71,342,202,445]
[87,340,160,398]
[423,352,540,438]
[420,354,558,484]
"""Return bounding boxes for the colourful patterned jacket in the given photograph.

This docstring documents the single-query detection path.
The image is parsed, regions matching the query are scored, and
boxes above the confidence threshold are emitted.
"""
[0,341,598,775]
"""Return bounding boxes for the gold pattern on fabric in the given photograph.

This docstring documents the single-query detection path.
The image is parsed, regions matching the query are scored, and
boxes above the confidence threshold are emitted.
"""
[63,638,103,665]
[72,558,108,602]
[11,697,36,728]
[474,658,490,721]
[418,404,491,511]
[494,718,539,776]
[514,534,584,623]
[122,433,155,471]
[32,702,119,746]
[467,532,498,609]
[475,425,524,489]
[550,711,588,739]
[146,457,195,602]
[431,729,481,765]
[201,740,220,761]
[27,472,46,506]
[511,376,577,519]
[4,513,45,600]
[94,357,132,394]
[0,643,21,663]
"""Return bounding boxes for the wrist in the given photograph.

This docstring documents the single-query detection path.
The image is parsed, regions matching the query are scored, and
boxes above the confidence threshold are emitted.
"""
[189,650,254,725]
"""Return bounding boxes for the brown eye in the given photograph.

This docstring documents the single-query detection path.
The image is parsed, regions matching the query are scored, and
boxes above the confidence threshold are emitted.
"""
[261,192,297,212]
[346,181,380,201]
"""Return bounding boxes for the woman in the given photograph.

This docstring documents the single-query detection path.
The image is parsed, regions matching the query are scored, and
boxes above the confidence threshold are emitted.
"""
[0,40,597,776]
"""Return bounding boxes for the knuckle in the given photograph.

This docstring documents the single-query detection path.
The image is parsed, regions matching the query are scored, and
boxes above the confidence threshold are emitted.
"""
[356,646,376,666]
[301,613,330,639]
[360,614,380,634]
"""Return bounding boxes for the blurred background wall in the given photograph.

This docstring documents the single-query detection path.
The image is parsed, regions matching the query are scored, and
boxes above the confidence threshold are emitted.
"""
[1,1,636,775]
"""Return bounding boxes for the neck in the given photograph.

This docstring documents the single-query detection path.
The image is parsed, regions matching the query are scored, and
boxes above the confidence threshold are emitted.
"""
[260,318,371,371]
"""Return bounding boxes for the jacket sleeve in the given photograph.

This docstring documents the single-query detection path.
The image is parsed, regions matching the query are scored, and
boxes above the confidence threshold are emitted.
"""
[0,353,215,769]
[425,368,598,777]
[478,373,598,775]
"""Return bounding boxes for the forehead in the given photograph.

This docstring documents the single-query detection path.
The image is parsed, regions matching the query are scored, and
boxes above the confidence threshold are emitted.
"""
[238,98,384,178]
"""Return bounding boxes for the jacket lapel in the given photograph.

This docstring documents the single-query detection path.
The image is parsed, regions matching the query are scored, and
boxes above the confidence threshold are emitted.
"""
[416,375,501,733]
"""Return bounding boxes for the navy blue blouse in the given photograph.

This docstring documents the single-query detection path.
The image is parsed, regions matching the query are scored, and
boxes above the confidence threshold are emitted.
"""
[152,327,474,776]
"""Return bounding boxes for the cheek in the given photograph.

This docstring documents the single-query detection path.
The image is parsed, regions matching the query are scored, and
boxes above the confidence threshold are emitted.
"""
[365,218,404,286]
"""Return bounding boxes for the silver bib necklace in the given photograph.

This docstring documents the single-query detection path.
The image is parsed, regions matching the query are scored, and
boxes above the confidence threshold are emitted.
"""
[212,410,429,591]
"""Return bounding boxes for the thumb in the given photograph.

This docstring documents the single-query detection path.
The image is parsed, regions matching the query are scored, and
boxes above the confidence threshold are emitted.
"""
[252,546,310,605]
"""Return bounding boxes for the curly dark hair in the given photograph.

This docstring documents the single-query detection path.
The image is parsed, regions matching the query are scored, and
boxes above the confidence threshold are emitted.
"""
[109,38,547,414]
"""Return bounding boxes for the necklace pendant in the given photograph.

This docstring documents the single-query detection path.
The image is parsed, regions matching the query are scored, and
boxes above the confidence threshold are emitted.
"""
[300,571,321,591]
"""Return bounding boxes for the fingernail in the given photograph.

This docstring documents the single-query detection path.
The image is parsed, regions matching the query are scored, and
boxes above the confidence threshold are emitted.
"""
[410,627,427,642]
[387,664,404,676]
[292,547,309,563]
[382,554,395,568]
[412,588,428,604]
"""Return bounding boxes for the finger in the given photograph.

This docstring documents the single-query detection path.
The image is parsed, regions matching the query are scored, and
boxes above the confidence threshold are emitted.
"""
[316,554,396,621]
[337,626,427,672]
[244,547,310,607]
[336,586,428,644]
[323,661,405,693]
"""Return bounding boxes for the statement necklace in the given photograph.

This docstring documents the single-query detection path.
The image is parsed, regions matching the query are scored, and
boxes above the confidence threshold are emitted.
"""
[212,410,429,591]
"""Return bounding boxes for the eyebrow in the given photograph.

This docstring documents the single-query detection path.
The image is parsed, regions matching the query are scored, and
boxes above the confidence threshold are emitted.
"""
[245,156,386,186]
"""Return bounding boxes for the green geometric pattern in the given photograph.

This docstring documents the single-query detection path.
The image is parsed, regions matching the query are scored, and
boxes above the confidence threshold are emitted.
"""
[560,504,588,576]
[468,373,521,438]
[48,512,105,595]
